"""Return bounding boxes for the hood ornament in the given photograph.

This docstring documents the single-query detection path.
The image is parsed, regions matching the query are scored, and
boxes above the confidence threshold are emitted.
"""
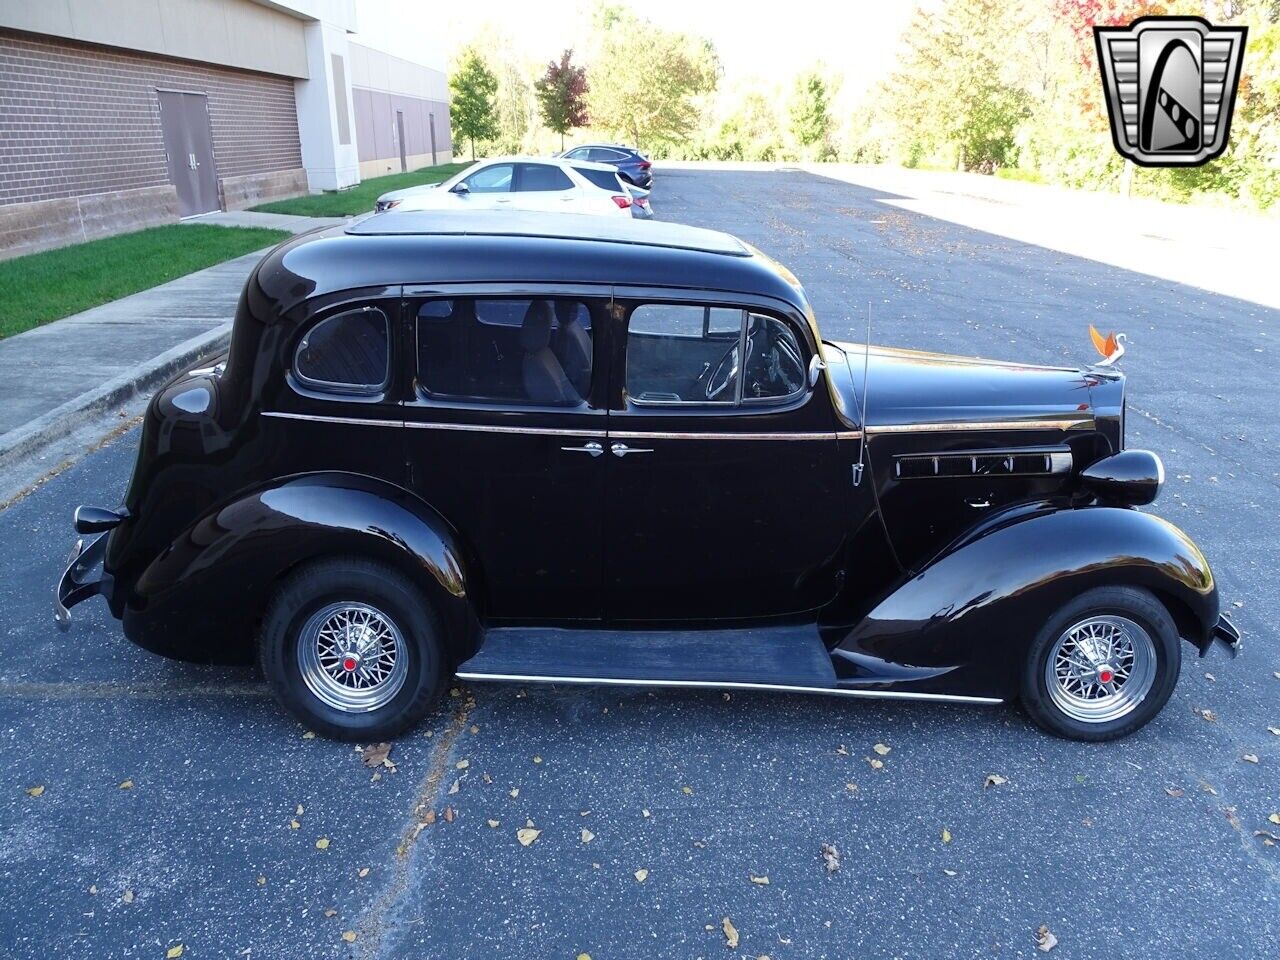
[1089,325,1127,367]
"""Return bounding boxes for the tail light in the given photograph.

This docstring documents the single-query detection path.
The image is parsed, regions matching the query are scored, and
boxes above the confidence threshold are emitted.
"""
[611,195,631,209]
[636,197,650,208]
[638,161,652,170]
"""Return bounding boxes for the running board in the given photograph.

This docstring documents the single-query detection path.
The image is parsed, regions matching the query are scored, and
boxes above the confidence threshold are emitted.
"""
[456,626,1003,705]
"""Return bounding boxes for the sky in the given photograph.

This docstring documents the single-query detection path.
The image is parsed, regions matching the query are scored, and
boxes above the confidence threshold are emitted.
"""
[350,0,921,102]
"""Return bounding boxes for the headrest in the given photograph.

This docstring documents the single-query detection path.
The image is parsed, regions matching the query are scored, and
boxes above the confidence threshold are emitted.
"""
[554,299,581,326]
[520,300,554,351]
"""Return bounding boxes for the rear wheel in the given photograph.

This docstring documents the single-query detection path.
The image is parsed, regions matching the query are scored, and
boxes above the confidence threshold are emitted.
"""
[259,558,447,741]
[1021,586,1180,742]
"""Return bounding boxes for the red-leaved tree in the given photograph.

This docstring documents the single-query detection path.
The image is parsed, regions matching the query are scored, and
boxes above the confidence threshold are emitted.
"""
[535,49,589,151]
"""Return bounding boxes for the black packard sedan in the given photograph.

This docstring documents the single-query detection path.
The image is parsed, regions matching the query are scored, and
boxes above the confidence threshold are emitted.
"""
[56,211,1240,742]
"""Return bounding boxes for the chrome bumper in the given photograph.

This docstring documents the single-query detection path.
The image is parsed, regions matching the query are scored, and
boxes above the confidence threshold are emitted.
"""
[54,532,111,631]
[1209,613,1242,658]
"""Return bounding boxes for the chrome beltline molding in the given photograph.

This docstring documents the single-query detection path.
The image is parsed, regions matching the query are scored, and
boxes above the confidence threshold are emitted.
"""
[263,410,1088,439]
[454,670,1004,704]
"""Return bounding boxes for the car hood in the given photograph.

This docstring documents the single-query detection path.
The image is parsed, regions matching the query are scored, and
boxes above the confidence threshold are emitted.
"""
[823,341,1107,431]
[377,182,442,204]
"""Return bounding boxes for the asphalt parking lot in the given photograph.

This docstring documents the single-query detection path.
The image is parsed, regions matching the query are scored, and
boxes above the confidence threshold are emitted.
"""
[2,167,1277,959]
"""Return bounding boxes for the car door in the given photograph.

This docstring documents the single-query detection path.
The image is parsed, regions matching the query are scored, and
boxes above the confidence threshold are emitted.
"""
[604,293,849,622]
[511,162,580,214]
[402,285,612,622]
[452,162,515,210]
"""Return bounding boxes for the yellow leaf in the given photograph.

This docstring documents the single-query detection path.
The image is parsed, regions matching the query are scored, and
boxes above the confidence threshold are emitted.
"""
[456,759,470,770]
[290,819,300,829]
[1269,813,1280,825]
[302,731,316,739]
[533,756,543,764]
[682,786,694,795]
[316,837,330,850]
[750,875,769,885]
[577,954,592,960]
[509,788,519,798]
[25,785,44,797]
[341,930,357,943]
[866,757,883,770]
[358,867,370,878]
[722,916,740,948]
[166,946,184,959]
[873,743,891,756]
[487,819,500,828]
[941,827,952,844]
[581,828,595,843]
[119,779,134,789]
[517,828,541,847]
[257,875,266,886]
[634,868,649,882]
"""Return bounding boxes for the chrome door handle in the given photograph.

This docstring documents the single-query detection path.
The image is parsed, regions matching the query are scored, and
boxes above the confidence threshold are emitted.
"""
[561,442,603,458]
[611,443,653,458]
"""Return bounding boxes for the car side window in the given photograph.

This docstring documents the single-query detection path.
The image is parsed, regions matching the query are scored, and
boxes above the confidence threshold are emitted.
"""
[293,306,390,395]
[573,166,624,192]
[516,164,574,191]
[625,304,807,406]
[417,297,594,407]
[463,163,513,193]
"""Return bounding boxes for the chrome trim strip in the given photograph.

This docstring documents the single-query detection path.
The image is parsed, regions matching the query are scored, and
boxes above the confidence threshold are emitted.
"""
[262,411,608,438]
[835,430,863,441]
[608,429,842,442]
[454,671,1004,704]
[263,411,399,428]
[866,418,1093,435]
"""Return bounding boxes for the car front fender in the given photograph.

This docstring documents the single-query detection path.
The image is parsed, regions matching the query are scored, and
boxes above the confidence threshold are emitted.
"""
[121,472,479,665]
[829,507,1220,699]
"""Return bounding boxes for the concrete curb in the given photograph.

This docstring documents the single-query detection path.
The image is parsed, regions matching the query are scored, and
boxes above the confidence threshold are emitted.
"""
[0,322,231,473]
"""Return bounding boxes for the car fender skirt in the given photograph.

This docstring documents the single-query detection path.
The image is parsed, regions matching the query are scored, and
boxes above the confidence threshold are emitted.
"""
[830,507,1219,699]
[121,473,478,665]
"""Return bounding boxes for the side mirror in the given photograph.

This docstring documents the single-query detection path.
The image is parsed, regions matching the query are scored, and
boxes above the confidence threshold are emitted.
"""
[808,354,827,387]
[450,181,470,195]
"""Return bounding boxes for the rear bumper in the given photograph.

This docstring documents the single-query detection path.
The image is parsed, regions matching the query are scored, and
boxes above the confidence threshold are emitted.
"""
[1207,613,1242,658]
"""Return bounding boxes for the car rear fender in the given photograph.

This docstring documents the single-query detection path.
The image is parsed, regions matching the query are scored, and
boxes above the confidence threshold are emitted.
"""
[829,506,1220,699]
[122,472,481,665]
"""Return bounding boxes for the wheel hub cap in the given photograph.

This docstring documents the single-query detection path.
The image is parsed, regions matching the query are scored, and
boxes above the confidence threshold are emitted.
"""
[297,601,408,713]
[1045,615,1157,724]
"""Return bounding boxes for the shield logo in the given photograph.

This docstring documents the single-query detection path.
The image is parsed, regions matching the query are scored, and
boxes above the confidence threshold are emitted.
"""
[1094,16,1247,167]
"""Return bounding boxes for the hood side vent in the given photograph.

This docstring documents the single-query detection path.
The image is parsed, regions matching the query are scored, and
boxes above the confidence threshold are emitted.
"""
[894,447,1072,480]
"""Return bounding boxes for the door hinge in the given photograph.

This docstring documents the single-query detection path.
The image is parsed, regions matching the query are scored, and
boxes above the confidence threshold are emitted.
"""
[851,462,865,487]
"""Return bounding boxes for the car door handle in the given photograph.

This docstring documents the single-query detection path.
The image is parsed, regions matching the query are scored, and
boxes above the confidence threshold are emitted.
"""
[561,442,603,458]
[610,443,653,458]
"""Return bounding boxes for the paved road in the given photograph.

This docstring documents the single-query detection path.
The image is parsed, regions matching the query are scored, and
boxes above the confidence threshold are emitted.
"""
[2,168,1277,959]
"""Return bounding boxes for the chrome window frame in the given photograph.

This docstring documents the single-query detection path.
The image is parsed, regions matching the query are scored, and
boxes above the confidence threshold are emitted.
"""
[291,305,391,398]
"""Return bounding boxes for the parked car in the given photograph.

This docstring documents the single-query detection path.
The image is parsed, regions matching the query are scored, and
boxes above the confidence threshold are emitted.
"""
[557,144,653,189]
[627,184,653,219]
[57,212,1239,743]
[374,157,633,217]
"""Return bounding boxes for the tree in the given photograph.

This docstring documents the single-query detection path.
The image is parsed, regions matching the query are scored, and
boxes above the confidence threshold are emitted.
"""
[449,48,500,161]
[535,49,589,151]
[586,7,719,151]
[789,72,833,154]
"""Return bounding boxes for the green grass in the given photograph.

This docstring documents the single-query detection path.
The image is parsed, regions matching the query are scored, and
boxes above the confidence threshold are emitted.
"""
[0,224,290,340]
[994,167,1047,184]
[250,162,473,217]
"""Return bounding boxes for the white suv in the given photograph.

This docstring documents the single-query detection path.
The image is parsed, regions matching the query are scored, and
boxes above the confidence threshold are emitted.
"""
[374,157,634,218]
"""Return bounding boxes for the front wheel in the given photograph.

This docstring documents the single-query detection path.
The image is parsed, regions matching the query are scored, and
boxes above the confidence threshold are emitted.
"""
[1021,586,1181,742]
[259,558,447,741]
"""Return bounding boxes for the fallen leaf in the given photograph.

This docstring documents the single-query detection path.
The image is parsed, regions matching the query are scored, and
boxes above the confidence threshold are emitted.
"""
[1165,787,1184,798]
[487,819,500,828]
[942,869,958,877]
[422,809,436,825]
[533,756,543,764]
[1225,806,1242,830]
[122,890,134,904]
[1243,754,1260,764]
[470,725,480,734]
[1268,813,1280,825]
[577,954,592,960]
[302,731,316,740]
[1267,727,1280,736]
[357,867,369,878]
[682,786,694,795]
[448,779,460,795]
[166,946,184,959]
[866,757,884,770]
[482,772,493,784]
[323,908,337,918]
[1205,673,1217,682]
[1255,830,1280,845]
[517,827,541,847]
[873,743,891,756]
[88,885,98,894]
[341,930,357,943]
[1199,708,1217,722]
[443,806,454,823]
[845,783,858,793]
[315,837,330,850]
[509,788,519,798]
[257,875,266,886]
[722,916,740,948]
[1200,781,1218,796]
[836,744,850,756]
[581,828,595,843]
[25,785,44,798]
[642,809,651,818]
[750,875,769,885]
[290,819,300,829]
[634,868,649,882]
[820,842,840,873]
[362,743,392,768]
[1036,925,1058,952]
[371,772,382,782]
[941,828,952,844]
[456,759,470,770]
[295,804,304,816]
[119,779,134,790]
[983,774,1008,789]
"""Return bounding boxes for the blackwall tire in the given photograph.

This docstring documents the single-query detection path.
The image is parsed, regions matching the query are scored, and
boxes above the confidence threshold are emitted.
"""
[258,557,447,741]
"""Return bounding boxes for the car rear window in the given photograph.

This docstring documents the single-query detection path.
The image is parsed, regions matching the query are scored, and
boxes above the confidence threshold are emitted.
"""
[517,164,574,192]
[573,166,624,192]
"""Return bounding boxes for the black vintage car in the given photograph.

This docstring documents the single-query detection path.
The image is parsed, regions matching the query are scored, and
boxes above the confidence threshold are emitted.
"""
[57,212,1239,742]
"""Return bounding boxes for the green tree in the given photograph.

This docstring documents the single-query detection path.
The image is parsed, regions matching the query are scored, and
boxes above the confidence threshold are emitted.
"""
[789,72,833,153]
[449,48,500,161]
[535,49,590,151]
[586,6,720,150]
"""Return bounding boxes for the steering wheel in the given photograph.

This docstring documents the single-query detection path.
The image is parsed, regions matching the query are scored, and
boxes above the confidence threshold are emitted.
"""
[702,341,739,400]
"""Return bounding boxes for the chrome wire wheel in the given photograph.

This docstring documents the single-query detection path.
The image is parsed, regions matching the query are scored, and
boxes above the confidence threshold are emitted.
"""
[1045,614,1157,724]
[297,601,408,713]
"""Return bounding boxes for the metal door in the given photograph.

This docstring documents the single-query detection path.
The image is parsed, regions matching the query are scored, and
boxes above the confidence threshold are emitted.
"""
[396,110,407,172]
[429,113,437,165]
[159,91,219,217]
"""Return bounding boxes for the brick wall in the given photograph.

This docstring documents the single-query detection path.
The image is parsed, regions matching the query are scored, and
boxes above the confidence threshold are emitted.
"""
[0,27,303,208]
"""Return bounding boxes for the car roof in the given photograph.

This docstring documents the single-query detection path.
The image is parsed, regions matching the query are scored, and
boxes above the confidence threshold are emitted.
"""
[480,155,616,171]
[248,212,810,325]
